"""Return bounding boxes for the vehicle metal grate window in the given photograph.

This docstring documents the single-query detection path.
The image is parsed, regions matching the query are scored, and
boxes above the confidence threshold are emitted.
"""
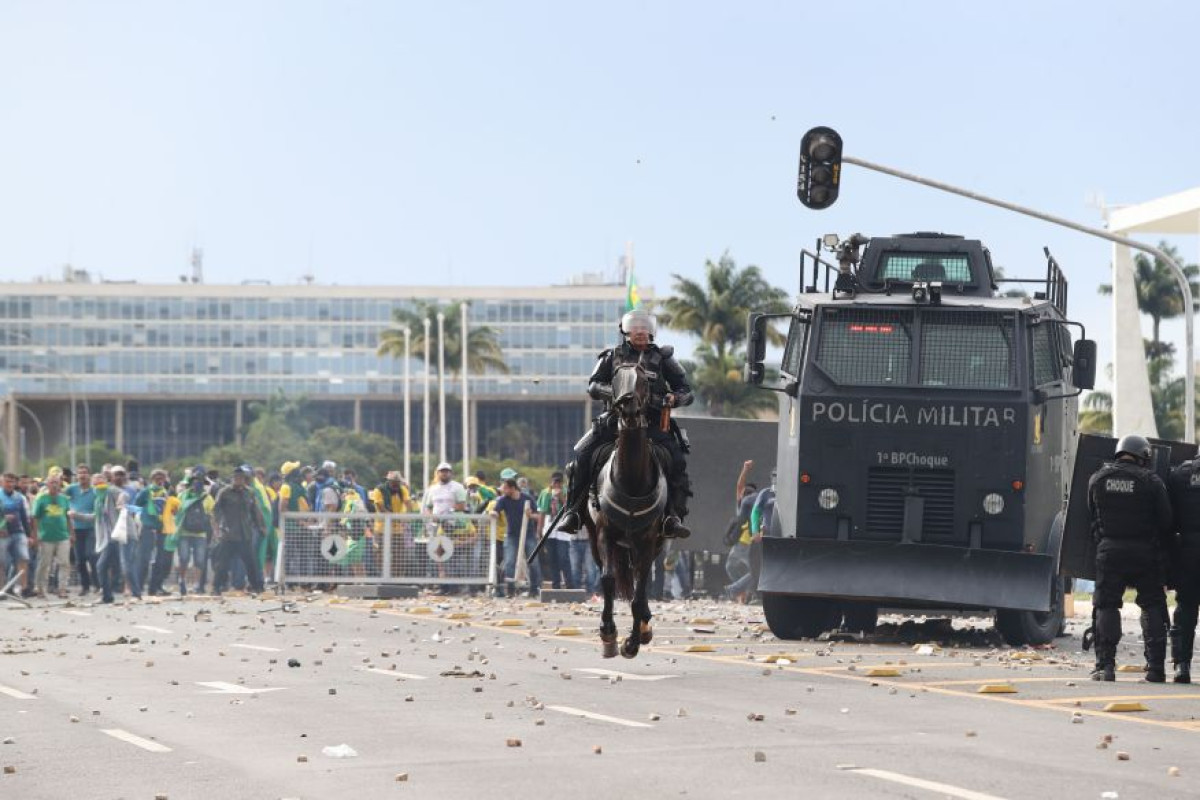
[919,310,1015,388]
[881,254,973,284]
[817,308,913,385]
[1031,323,1061,386]
[781,317,809,378]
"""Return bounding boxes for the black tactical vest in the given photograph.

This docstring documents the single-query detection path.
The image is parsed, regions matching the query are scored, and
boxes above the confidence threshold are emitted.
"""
[1089,461,1162,545]
[1169,461,1200,547]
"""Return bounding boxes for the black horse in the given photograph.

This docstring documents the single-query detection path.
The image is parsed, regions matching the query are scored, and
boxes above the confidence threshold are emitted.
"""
[584,362,670,658]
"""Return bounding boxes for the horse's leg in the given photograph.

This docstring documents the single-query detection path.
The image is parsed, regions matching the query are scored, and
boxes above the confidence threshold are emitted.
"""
[599,532,618,659]
[621,550,653,658]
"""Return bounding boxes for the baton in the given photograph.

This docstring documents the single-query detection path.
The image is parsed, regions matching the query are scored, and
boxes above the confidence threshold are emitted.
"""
[527,501,570,565]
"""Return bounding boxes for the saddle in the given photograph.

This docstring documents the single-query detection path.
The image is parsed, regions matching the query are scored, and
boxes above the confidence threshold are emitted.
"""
[587,442,672,487]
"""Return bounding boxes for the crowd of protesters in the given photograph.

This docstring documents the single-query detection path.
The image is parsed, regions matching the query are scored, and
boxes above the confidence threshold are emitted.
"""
[0,458,692,604]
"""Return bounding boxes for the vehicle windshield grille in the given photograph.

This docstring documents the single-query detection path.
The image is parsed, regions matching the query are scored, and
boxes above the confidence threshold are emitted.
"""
[919,310,1015,388]
[880,253,973,284]
[816,308,913,386]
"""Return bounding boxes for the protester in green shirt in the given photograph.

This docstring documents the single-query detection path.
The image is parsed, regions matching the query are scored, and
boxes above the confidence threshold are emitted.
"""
[32,476,74,598]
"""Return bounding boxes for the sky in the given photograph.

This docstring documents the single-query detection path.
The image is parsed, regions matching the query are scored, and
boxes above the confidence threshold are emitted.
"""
[1,1,1198,390]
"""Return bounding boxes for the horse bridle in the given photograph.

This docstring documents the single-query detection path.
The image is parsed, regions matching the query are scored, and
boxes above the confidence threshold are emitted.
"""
[610,363,650,426]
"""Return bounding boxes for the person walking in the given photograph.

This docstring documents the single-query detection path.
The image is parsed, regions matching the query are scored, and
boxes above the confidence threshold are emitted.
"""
[211,466,265,595]
[490,478,540,598]
[94,465,141,603]
[66,465,98,595]
[175,469,214,595]
[32,476,73,598]
[0,472,33,597]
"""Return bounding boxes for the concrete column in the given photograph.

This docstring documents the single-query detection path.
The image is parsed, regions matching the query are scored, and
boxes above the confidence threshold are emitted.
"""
[115,398,125,453]
[234,399,244,447]
[353,398,362,433]
[1111,243,1158,438]
[5,395,19,472]
[583,397,592,429]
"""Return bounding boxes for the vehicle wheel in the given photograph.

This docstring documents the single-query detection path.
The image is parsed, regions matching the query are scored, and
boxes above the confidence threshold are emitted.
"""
[763,593,840,640]
[995,576,1066,646]
[842,603,879,633]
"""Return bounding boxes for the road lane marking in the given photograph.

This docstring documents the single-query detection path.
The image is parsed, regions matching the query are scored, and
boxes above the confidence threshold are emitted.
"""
[230,643,282,652]
[0,684,37,700]
[1041,693,1200,704]
[575,668,677,682]
[925,677,1087,687]
[101,729,172,753]
[195,681,286,695]
[850,768,1006,800]
[134,624,173,634]
[545,705,653,728]
[328,601,1200,735]
[358,667,427,680]
[60,609,92,617]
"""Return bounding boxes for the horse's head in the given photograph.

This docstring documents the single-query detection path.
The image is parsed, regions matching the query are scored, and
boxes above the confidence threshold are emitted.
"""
[610,363,650,425]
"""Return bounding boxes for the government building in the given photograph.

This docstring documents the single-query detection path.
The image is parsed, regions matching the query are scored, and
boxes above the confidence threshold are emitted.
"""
[0,275,643,470]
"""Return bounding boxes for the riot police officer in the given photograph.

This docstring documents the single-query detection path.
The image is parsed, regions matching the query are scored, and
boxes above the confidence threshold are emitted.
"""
[1086,434,1174,682]
[558,309,694,538]
[1167,458,1200,683]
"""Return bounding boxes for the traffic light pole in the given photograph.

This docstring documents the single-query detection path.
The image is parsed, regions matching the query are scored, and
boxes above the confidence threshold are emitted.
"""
[843,154,1195,443]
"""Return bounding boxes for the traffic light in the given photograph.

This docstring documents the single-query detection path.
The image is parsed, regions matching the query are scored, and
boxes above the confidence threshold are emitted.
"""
[797,126,843,210]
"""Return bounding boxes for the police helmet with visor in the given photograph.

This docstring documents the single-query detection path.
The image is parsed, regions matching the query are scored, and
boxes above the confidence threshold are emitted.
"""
[619,310,657,341]
[1115,434,1152,466]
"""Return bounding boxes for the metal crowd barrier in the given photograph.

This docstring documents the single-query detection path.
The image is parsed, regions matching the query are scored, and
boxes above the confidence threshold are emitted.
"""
[278,512,498,587]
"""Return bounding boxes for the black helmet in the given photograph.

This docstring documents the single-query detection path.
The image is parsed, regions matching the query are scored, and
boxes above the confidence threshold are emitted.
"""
[1115,434,1152,465]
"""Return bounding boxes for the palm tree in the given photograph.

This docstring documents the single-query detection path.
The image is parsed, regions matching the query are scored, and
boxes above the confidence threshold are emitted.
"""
[1098,242,1199,358]
[377,300,509,376]
[684,345,779,419]
[659,253,790,359]
[1078,390,1112,435]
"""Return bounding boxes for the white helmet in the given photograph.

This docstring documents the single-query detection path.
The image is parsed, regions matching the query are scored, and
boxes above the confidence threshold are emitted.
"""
[619,309,657,340]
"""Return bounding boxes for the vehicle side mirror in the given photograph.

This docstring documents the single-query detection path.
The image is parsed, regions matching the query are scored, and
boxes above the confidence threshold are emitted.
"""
[1072,339,1096,390]
[745,313,767,386]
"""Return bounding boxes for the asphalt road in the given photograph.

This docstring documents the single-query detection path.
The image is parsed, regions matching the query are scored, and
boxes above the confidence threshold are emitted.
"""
[1,592,1197,799]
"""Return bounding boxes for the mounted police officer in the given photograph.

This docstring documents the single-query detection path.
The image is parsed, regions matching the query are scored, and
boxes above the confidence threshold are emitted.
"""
[1086,434,1173,682]
[558,309,694,539]
[1167,457,1200,683]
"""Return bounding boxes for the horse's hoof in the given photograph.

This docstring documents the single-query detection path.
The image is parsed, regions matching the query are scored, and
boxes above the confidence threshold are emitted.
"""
[620,639,639,659]
[640,622,653,645]
[601,631,618,658]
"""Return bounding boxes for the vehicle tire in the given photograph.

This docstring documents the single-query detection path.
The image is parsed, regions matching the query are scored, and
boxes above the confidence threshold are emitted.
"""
[842,603,879,633]
[994,576,1066,646]
[763,593,840,640]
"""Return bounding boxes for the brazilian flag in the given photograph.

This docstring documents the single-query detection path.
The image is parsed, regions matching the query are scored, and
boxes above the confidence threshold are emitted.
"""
[625,265,640,312]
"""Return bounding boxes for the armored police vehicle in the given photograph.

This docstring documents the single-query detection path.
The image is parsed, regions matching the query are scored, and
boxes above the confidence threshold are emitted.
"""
[745,232,1096,645]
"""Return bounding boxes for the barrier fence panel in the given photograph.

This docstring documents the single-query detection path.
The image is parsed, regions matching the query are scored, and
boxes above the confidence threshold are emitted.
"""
[279,512,497,587]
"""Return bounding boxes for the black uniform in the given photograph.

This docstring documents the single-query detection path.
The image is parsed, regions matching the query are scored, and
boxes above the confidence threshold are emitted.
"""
[1086,458,1173,677]
[1167,460,1200,680]
[566,341,694,523]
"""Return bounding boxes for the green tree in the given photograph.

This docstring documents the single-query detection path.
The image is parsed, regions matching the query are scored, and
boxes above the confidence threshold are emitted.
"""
[246,388,319,437]
[682,345,779,419]
[303,427,403,488]
[378,301,509,377]
[485,421,540,464]
[25,440,134,478]
[659,253,790,360]
[1098,242,1199,358]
